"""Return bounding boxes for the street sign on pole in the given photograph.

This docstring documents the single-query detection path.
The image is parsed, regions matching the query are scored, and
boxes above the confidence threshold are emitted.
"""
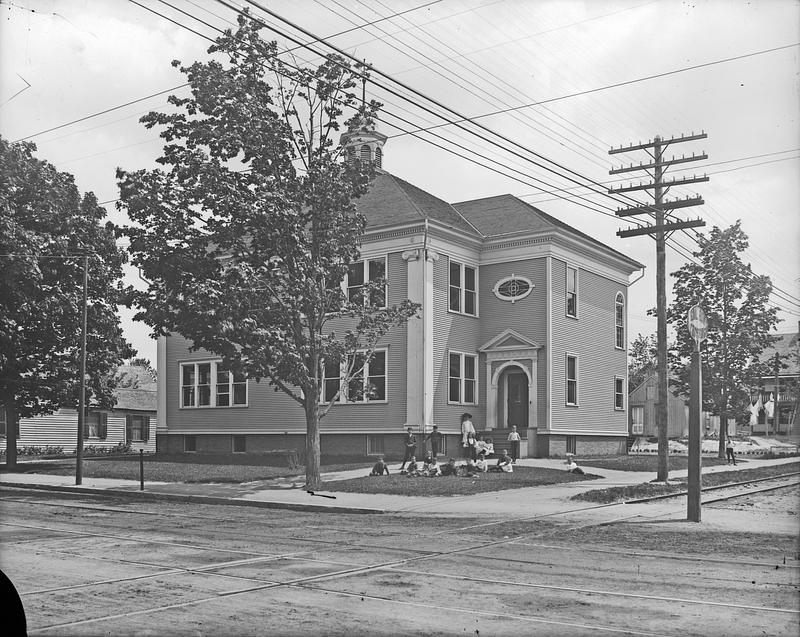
[687,304,705,522]
[688,304,707,350]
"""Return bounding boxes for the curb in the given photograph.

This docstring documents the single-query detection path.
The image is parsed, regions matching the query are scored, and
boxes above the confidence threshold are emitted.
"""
[0,481,385,515]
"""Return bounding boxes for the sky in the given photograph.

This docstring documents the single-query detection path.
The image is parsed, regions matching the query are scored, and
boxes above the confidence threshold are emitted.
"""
[2,0,799,366]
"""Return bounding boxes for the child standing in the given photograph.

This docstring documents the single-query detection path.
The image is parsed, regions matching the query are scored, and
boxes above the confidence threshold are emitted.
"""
[726,437,736,465]
[507,425,521,463]
[425,425,443,458]
[400,427,417,470]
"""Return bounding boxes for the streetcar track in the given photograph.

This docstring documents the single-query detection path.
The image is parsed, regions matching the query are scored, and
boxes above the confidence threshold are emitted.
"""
[381,566,800,614]
[10,493,797,636]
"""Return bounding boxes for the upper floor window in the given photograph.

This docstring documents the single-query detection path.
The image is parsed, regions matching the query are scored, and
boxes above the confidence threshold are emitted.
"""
[323,350,387,404]
[347,257,386,307]
[449,260,477,316]
[565,354,578,406]
[566,266,578,317]
[449,351,477,405]
[181,361,247,408]
[360,144,371,163]
[615,292,625,349]
[614,377,625,410]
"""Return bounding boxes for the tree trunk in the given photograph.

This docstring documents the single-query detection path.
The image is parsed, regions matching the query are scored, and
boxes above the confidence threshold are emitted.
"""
[718,389,727,459]
[3,399,18,468]
[304,393,322,490]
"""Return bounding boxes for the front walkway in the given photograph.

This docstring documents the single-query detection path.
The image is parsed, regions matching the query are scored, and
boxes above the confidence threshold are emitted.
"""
[1,456,796,519]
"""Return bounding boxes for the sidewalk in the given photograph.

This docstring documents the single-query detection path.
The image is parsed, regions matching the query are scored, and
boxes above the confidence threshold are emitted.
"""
[1,456,797,517]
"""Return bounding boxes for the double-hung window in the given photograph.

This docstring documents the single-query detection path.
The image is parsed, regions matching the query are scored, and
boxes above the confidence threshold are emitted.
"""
[615,292,625,349]
[126,414,150,442]
[566,266,578,317]
[614,377,625,410]
[84,411,107,439]
[181,361,247,408]
[324,350,387,404]
[347,257,386,307]
[449,351,477,404]
[449,260,477,316]
[565,354,578,406]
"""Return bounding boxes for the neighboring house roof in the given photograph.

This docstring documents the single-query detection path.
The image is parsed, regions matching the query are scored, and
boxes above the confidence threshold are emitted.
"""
[629,373,685,401]
[114,388,157,412]
[110,364,157,412]
[116,364,157,391]
[760,331,800,375]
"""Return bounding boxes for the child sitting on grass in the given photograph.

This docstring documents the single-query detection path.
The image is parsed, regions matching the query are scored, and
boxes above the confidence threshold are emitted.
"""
[369,456,390,476]
[401,456,420,477]
[474,455,488,473]
[439,458,458,476]
[422,456,441,477]
[488,449,513,473]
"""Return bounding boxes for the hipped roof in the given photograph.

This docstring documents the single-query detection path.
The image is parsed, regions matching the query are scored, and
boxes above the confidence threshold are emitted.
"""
[357,171,642,269]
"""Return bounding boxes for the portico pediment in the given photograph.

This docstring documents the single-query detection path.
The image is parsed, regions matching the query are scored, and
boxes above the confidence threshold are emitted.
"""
[479,329,542,354]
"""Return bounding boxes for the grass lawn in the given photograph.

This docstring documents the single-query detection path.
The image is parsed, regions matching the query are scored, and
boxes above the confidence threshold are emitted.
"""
[321,465,600,496]
[0,455,372,484]
[579,455,736,472]
[571,461,800,504]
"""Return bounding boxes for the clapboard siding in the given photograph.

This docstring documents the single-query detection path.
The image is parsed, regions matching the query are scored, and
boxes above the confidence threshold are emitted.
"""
[478,258,549,429]
[165,251,409,434]
[432,255,482,432]
[0,409,157,453]
[550,259,628,434]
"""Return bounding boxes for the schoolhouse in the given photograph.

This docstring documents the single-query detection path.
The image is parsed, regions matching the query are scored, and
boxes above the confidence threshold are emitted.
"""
[156,119,643,459]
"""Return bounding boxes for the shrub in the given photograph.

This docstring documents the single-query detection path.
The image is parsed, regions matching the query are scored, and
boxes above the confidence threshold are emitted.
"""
[1,445,66,457]
[82,442,133,456]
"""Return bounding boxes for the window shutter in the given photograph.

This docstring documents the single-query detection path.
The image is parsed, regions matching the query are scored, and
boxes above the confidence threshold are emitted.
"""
[125,415,132,443]
[99,413,108,439]
[143,416,150,442]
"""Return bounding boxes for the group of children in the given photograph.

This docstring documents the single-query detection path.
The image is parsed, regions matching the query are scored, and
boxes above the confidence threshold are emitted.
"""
[369,448,515,478]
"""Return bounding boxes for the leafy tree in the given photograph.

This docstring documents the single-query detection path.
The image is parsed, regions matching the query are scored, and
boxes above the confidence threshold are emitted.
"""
[127,357,157,382]
[0,137,134,467]
[628,333,657,391]
[118,15,418,489]
[667,222,778,457]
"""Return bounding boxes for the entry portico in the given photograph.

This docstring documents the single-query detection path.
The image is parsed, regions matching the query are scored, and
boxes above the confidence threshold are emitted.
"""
[480,329,541,431]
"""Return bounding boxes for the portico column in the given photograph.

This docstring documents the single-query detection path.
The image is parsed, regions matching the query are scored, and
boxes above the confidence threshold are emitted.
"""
[402,249,423,429]
[486,360,497,429]
[422,249,439,427]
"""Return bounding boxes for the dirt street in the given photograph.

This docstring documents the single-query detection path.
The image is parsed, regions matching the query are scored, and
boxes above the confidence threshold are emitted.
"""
[1,485,798,636]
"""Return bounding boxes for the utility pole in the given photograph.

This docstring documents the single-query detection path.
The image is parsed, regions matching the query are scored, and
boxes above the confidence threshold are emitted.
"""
[76,255,88,485]
[609,133,708,482]
[773,352,781,435]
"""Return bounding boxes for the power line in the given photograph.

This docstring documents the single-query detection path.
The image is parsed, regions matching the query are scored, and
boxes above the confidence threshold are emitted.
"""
[109,2,797,316]
[387,42,800,140]
[12,83,189,142]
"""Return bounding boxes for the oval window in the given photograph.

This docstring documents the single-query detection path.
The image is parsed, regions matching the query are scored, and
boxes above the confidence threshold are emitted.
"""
[493,275,533,303]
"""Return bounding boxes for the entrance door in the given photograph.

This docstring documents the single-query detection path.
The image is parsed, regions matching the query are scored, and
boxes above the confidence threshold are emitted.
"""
[506,372,529,427]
